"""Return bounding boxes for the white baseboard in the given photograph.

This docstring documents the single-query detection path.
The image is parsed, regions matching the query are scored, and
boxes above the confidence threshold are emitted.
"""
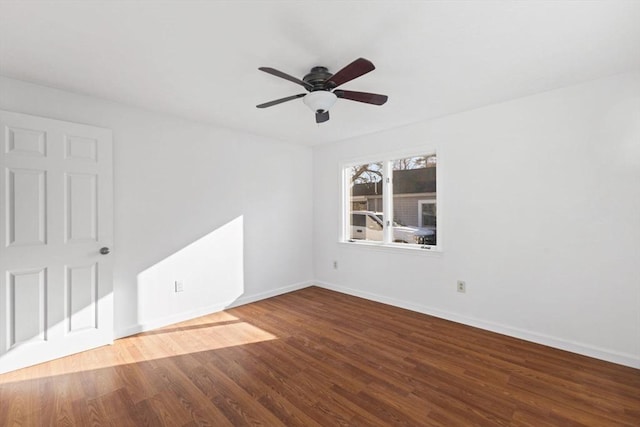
[114,280,313,339]
[226,281,313,308]
[314,281,640,369]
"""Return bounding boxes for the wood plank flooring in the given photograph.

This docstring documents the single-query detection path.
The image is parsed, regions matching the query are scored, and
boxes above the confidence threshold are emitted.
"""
[1,286,639,426]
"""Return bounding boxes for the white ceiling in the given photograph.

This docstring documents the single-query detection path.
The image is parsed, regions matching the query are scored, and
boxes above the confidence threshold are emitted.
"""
[1,1,639,145]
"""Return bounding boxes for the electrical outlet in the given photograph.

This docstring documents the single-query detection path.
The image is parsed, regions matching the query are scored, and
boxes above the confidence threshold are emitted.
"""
[333,261,338,270]
[175,281,184,293]
[457,280,466,293]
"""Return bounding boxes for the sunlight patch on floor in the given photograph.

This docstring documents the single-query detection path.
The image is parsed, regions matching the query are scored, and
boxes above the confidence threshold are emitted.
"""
[0,313,277,384]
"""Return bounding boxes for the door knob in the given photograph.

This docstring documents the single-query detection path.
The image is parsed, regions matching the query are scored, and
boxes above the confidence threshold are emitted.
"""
[100,247,110,255]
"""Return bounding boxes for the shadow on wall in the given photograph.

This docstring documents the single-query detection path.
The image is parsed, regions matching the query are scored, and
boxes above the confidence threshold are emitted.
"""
[134,215,246,332]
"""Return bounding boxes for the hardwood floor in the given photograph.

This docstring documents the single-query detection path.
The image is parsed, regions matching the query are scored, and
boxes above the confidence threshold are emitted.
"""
[1,286,638,426]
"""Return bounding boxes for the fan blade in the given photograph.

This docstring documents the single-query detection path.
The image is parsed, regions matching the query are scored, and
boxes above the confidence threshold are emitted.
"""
[259,67,313,90]
[324,58,375,89]
[316,111,330,123]
[256,93,306,108]
[335,90,388,105]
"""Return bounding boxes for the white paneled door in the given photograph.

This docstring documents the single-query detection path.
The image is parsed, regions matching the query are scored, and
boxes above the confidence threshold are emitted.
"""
[0,111,113,374]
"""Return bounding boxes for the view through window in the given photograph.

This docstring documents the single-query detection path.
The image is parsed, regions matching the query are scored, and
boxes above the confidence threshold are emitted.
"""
[345,153,437,248]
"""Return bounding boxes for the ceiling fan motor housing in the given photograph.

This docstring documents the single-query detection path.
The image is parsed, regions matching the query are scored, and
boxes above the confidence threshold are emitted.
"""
[303,66,333,89]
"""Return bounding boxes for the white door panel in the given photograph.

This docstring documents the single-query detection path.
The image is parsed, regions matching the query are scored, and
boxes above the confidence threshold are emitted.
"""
[8,268,47,346]
[66,262,98,332]
[0,110,113,374]
[7,168,47,246]
[66,172,98,242]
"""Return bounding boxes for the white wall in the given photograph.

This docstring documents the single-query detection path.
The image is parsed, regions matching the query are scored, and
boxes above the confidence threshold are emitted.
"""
[2,73,638,368]
[313,73,640,368]
[0,76,314,337]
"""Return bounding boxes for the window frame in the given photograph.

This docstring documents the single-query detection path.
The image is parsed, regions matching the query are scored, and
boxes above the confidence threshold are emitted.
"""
[340,147,442,253]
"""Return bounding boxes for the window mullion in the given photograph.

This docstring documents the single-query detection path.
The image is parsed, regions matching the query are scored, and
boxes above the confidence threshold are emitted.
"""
[342,166,350,242]
[383,160,394,244]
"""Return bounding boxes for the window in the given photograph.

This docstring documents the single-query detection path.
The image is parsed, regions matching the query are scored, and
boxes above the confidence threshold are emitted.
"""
[343,152,439,250]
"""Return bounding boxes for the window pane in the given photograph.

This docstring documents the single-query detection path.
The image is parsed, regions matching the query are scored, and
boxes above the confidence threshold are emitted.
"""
[351,213,365,227]
[392,155,436,245]
[349,162,383,242]
[420,202,437,227]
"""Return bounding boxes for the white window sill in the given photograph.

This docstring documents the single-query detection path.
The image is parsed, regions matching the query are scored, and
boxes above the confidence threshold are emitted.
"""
[339,240,443,256]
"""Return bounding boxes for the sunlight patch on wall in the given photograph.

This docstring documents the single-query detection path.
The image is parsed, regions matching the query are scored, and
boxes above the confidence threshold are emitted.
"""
[135,216,245,327]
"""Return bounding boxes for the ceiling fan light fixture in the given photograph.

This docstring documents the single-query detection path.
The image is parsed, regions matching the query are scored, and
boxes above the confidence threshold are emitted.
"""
[303,90,337,113]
